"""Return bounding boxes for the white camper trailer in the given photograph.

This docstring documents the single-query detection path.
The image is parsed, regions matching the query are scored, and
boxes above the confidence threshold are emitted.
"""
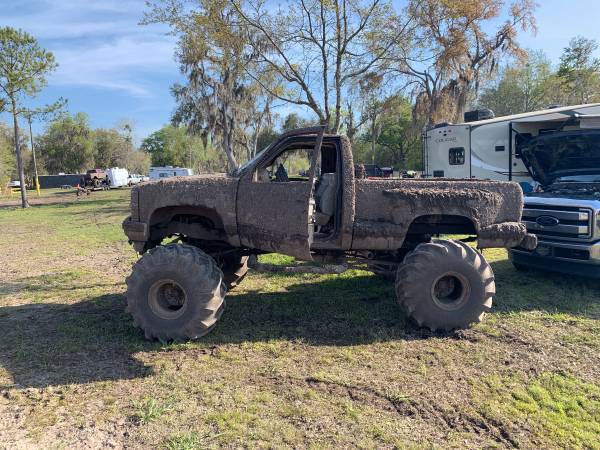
[424,103,600,187]
[106,167,129,188]
[149,166,194,180]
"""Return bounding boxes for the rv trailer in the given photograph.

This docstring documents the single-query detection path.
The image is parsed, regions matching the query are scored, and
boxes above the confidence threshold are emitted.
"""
[424,103,600,188]
[148,166,194,180]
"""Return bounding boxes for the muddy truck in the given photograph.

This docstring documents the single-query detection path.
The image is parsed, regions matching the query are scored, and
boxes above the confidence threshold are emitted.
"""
[83,168,108,188]
[123,127,536,341]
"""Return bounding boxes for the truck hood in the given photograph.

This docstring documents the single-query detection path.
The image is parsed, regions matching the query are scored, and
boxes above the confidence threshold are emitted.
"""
[524,193,600,210]
[517,130,600,186]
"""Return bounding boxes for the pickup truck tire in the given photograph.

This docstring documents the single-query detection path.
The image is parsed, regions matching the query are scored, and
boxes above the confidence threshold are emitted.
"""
[395,240,495,332]
[221,254,249,290]
[126,243,225,341]
[371,263,396,280]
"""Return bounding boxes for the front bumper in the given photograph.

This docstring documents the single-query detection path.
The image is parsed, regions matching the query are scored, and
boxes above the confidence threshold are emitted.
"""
[509,238,600,278]
[122,217,148,242]
[478,222,537,250]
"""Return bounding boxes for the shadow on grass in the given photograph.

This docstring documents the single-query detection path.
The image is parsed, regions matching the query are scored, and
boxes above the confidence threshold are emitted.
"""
[209,273,414,346]
[0,274,416,388]
[1,264,598,388]
[0,293,154,389]
[490,259,600,316]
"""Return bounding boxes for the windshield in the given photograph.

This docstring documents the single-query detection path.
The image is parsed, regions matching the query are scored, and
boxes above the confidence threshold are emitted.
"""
[518,130,600,185]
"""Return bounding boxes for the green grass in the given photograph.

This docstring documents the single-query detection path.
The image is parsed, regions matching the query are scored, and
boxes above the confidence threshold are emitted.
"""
[0,188,599,448]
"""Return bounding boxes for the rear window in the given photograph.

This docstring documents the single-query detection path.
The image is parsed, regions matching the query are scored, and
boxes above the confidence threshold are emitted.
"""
[449,147,465,165]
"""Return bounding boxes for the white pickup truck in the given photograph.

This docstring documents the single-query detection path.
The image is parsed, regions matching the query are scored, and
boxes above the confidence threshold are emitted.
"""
[510,129,600,277]
[127,174,149,186]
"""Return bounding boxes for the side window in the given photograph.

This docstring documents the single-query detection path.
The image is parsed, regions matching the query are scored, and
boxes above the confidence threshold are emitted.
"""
[254,146,314,183]
[449,147,465,165]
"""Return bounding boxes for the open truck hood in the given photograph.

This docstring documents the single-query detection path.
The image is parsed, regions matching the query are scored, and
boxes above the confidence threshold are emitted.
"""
[517,129,600,186]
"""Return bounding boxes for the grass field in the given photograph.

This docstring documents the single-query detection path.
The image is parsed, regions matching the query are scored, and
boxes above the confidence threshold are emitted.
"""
[1,188,599,449]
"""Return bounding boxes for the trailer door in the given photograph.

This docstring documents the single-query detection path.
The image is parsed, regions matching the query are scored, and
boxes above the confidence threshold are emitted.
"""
[426,125,470,178]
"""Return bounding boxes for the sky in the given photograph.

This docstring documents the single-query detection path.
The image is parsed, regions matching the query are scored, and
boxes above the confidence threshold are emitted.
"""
[2,0,600,144]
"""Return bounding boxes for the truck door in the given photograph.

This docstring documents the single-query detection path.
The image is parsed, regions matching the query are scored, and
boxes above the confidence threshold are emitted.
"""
[236,130,324,260]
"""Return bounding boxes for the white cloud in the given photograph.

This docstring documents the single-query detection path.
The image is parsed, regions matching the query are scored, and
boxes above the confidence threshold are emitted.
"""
[7,0,155,40]
[3,0,179,97]
[49,36,178,96]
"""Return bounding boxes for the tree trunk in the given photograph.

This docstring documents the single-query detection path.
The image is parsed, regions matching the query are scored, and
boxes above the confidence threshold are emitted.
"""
[221,110,238,173]
[12,100,29,208]
[370,116,376,164]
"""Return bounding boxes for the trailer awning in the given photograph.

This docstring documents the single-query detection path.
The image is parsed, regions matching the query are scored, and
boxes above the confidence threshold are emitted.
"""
[512,111,600,124]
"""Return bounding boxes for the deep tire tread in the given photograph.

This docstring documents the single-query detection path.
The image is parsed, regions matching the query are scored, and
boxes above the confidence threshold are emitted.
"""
[221,255,249,290]
[126,243,225,341]
[395,239,496,332]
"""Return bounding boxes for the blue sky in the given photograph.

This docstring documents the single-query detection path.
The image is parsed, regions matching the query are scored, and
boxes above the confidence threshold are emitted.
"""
[2,0,600,144]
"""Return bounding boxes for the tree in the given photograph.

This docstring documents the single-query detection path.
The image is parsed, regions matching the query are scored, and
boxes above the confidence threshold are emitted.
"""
[37,112,94,174]
[232,0,412,133]
[279,113,311,133]
[376,96,421,169]
[0,122,15,188]
[140,125,219,172]
[0,27,57,207]
[92,122,154,174]
[93,128,135,169]
[355,95,420,169]
[399,0,537,126]
[126,149,152,175]
[22,98,67,193]
[557,36,600,105]
[144,0,270,172]
[478,51,555,116]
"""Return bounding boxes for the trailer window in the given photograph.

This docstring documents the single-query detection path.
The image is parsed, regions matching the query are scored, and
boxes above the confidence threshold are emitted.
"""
[449,147,465,165]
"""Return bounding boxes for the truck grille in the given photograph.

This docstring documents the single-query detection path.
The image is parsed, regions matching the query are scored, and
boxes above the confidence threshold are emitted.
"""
[522,204,593,240]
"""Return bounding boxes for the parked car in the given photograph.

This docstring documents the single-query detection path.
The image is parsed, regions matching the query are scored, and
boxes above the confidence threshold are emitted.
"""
[127,174,149,185]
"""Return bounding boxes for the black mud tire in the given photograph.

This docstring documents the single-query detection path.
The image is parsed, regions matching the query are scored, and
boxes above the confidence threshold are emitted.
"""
[395,239,495,332]
[371,263,396,280]
[221,254,249,290]
[126,243,225,341]
[93,178,101,188]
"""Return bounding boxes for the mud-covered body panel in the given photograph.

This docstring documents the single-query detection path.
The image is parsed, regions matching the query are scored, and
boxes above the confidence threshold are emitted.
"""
[125,174,240,247]
[352,178,527,250]
[236,180,313,259]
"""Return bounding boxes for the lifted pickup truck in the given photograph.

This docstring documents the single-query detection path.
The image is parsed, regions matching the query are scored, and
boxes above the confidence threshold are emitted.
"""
[123,127,535,341]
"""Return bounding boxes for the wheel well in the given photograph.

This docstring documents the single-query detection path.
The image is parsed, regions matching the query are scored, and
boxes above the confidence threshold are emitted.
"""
[406,214,477,236]
[148,206,226,243]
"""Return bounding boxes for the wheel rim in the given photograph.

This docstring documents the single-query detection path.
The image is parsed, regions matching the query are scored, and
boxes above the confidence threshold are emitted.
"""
[430,272,470,311]
[148,279,188,320]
